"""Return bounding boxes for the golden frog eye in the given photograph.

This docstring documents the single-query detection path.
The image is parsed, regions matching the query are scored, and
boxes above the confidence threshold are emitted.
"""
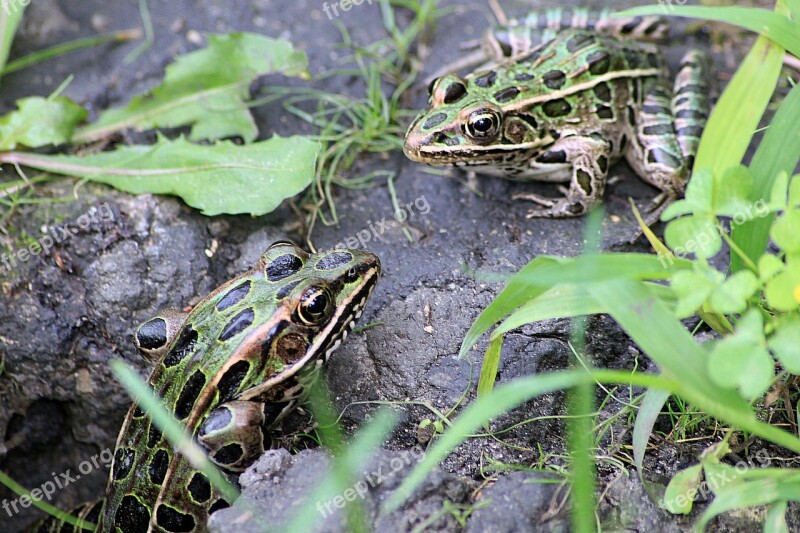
[297,288,331,325]
[466,109,501,141]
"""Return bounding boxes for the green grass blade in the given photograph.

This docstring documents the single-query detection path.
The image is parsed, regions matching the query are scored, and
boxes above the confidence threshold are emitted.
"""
[616,5,800,57]
[2,29,141,75]
[695,478,800,531]
[477,335,502,399]
[0,0,25,79]
[492,282,676,338]
[585,280,800,454]
[284,408,398,533]
[731,83,800,272]
[764,500,790,533]
[0,470,95,531]
[693,35,784,177]
[633,388,670,475]
[460,254,691,358]
[384,369,677,512]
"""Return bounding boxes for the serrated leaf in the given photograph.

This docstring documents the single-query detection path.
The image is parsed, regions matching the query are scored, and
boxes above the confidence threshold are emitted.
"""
[768,318,800,374]
[73,33,308,143]
[2,135,321,216]
[771,209,800,253]
[664,215,722,259]
[708,271,759,314]
[0,96,87,150]
[663,464,703,514]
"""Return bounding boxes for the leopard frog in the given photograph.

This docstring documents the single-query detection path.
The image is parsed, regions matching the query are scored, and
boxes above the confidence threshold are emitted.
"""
[33,241,380,532]
[404,12,711,218]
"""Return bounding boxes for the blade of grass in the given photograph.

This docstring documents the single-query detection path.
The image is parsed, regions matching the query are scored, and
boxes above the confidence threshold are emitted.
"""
[384,369,677,512]
[0,0,25,78]
[460,254,692,358]
[110,360,240,503]
[477,334,503,406]
[731,82,800,272]
[692,34,785,178]
[2,29,142,76]
[284,408,398,533]
[633,389,671,476]
[616,5,800,57]
[0,471,94,531]
[695,478,800,531]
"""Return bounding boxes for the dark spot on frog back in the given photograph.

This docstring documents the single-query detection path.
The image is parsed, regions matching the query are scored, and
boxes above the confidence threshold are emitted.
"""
[265,254,303,282]
[473,70,497,88]
[216,281,251,311]
[155,504,196,532]
[317,251,353,270]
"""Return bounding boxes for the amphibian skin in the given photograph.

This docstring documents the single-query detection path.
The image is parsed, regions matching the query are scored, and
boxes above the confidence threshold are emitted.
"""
[404,14,710,218]
[32,241,381,533]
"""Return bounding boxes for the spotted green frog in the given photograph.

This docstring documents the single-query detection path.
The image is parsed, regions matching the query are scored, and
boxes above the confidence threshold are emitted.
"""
[404,12,711,218]
[32,241,380,532]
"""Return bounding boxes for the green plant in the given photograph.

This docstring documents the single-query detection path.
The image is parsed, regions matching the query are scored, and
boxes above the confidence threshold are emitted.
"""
[387,1,800,531]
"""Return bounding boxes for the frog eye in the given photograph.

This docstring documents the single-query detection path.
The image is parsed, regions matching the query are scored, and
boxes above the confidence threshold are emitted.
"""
[297,288,331,325]
[466,109,501,141]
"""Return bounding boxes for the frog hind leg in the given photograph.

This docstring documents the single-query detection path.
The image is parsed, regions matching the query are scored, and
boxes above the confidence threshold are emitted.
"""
[514,134,611,217]
[625,49,711,217]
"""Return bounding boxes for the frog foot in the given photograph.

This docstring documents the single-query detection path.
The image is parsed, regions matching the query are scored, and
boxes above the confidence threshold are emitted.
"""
[513,191,590,218]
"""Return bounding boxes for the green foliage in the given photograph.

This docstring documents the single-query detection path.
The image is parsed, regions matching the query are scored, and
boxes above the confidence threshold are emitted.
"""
[74,33,309,144]
[0,0,26,79]
[402,2,800,530]
[1,135,321,216]
[0,96,87,150]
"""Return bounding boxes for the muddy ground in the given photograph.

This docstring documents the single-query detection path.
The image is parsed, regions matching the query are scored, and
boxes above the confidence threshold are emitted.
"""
[0,0,795,531]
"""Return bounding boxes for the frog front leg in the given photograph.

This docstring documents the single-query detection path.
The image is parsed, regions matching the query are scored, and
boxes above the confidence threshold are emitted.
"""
[513,134,611,217]
[197,400,274,472]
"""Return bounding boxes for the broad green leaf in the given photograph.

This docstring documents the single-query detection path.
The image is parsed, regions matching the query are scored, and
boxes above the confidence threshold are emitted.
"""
[671,269,722,318]
[0,0,25,79]
[1,135,321,216]
[771,209,800,253]
[663,464,703,514]
[708,271,759,315]
[616,5,800,57]
[764,258,800,311]
[662,168,713,221]
[73,33,309,143]
[759,254,785,282]
[702,462,745,494]
[0,96,87,150]
[769,318,800,374]
[732,80,800,272]
[713,165,753,216]
[664,215,722,259]
[708,338,774,401]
